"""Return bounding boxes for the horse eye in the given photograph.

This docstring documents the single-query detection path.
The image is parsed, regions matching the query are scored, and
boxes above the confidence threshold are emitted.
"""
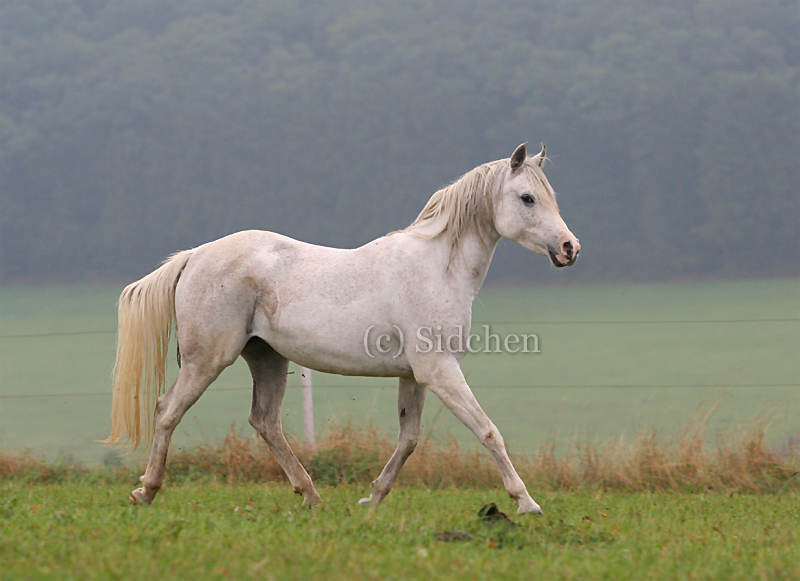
[520,194,535,205]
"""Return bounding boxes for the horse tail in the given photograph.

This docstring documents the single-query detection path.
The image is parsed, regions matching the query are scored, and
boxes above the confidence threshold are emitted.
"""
[102,249,194,453]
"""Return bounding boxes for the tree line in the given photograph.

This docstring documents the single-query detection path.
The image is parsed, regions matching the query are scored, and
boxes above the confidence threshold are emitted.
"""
[1,0,797,283]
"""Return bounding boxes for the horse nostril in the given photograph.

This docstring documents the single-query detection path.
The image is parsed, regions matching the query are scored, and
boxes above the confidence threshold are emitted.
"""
[563,240,573,258]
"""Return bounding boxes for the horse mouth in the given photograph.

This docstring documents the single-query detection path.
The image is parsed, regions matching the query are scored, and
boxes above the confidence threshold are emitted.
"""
[548,249,576,268]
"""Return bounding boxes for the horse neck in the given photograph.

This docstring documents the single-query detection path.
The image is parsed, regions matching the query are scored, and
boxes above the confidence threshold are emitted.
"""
[446,223,502,297]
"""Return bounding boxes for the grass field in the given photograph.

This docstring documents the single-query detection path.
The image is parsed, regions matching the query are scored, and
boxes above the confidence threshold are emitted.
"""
[1,279,799,462]
[2,479,798,581]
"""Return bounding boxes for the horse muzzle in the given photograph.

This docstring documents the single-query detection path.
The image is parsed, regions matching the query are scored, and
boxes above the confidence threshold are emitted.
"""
[548,237,580,268]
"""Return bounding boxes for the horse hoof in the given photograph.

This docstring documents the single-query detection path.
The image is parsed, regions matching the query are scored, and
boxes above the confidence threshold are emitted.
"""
[357,497,371,507]
[302,495,322,508]
[129,487,151,505]
[517,504,543,515]
[516,497,543,515]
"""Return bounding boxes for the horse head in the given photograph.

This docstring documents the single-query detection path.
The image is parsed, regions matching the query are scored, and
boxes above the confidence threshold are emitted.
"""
[492,143,580,268]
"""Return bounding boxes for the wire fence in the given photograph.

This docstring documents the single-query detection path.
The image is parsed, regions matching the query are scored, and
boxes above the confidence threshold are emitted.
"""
[2,316,798,399]
[2,317,798,339]
[2,383,798,400]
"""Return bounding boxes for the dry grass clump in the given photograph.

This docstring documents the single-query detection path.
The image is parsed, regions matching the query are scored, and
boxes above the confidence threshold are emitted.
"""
[0,451,88,483]
[2,411,797,492]
[164,424,502,489]
[162,410,797,493]
[527,417,797,493]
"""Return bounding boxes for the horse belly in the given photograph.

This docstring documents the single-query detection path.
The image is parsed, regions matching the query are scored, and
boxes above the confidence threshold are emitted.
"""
[254,302,412,377]
[265,327,412,377]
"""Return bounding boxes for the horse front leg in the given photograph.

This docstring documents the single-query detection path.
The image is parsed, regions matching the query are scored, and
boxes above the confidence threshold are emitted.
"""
[415,357,542,515]
[359,376,427,508]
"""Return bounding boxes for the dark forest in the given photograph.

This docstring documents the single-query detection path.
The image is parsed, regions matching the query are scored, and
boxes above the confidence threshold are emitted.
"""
[1,0,797,283]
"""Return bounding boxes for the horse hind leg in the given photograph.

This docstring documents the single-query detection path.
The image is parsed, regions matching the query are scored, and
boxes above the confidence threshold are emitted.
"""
[359,377,426,507]
[242,338,322,507]
[130,361,223,504]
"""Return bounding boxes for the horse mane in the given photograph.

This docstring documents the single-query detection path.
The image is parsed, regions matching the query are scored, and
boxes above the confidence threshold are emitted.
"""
[402,157,556,257]
[402,161,502,253]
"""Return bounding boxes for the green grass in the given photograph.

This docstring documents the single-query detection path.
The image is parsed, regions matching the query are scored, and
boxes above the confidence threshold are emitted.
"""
[1,480,797,580]
[1,279,799,462]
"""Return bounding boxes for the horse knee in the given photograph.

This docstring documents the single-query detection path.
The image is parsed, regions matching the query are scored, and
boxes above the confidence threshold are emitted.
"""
[479,426,504,451]
[398,435,419,460]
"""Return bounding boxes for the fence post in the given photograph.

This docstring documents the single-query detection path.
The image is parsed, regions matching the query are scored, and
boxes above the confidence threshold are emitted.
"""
[300,366,315,453]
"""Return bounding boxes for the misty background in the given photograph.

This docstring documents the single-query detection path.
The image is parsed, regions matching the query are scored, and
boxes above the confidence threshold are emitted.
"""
[1,0,798,284]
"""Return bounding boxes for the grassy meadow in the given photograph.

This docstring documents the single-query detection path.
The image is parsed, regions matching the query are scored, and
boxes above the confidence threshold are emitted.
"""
[1,279,798,462]
[2,480,798,581]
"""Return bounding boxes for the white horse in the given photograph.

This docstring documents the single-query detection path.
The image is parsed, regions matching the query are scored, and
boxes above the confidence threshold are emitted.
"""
[105,143,580,514]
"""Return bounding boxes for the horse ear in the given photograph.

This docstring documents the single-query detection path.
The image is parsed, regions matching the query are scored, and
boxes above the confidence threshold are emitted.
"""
[532,144,546,168]
[510,143,527,171]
